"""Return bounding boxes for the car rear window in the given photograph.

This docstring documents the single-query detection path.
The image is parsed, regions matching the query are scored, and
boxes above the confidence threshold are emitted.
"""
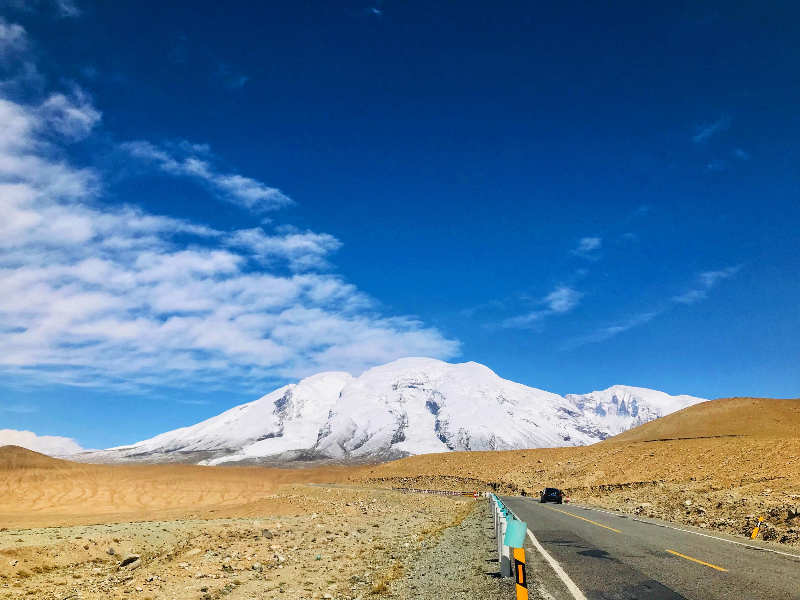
[545,488,559,493]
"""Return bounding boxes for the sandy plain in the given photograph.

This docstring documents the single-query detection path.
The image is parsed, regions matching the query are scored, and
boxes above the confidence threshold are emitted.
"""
[0,448,476,599]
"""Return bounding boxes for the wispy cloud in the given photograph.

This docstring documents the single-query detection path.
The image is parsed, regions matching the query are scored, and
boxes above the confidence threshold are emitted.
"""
[564,266,742,349]
[0,21,459,392]
[500,286,582,329]
[693,115,731,144]
[215,62,248,89]
[561,311,661,350]
[122,140,292,213]
[0,403,38,414]
[1,0,80,18]
[673,266,741,304]
[570,236,602,259]
[165,37,249,91]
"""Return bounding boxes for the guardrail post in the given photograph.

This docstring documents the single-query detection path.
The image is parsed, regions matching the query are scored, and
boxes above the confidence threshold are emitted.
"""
[499,511,512,577]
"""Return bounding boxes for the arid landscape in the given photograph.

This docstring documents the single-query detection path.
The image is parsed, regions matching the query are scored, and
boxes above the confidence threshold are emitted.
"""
[1,397,799,599]
[359,398,800,545]
[0,448,477,599]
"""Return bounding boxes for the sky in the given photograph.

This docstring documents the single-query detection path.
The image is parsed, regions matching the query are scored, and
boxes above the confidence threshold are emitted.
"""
[0,0,797,452]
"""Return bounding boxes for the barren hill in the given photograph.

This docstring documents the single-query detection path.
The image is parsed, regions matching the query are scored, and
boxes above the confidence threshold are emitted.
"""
[0,445,76,471]
[606,397,800,443]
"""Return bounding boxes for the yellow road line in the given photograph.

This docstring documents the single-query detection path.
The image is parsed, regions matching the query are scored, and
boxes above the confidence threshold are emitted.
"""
[543,506,622,533]
[667,550,728,572]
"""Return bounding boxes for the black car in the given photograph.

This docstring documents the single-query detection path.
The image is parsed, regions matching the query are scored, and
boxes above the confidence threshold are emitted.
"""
[540,487,564,504]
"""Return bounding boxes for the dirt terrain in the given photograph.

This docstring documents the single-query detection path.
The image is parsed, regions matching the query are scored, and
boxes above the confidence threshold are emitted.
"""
[358,398,800,546]
[0,446,357,529]
[2,397,799,598]
[608,397,800,442]
[0,447,479,599]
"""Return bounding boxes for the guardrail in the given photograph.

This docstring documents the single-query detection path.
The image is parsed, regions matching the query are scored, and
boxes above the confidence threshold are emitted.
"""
[391,487,479,497]
[489,494,529,600]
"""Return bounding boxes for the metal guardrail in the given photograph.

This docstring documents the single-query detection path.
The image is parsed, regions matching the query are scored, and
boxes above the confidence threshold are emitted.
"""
[391,487,477,496]
[490,493,529,599]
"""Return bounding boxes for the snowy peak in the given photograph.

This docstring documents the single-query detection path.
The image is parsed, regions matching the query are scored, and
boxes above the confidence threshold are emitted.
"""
[565,385,706,437]
[76,359,707,464]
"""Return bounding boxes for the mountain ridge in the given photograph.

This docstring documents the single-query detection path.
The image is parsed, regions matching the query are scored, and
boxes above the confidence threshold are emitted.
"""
[74,357,707,465]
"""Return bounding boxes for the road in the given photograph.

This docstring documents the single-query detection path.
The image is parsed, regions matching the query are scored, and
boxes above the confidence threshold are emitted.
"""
[501,496,800,600]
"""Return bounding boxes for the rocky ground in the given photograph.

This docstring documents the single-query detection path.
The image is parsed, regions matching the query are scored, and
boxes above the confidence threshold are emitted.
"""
[391,500,517,600]
[0,485,479,600]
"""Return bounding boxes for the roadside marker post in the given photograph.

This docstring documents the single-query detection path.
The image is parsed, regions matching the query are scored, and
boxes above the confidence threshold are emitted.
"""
[514,547,528,600]
[751,516,764,539]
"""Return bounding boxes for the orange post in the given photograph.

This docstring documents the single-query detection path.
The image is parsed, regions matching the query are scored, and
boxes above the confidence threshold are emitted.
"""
[514,547,528,600]
[751,516,764,539]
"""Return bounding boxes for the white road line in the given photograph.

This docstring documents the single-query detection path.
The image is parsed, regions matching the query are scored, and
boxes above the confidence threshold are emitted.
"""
[525,528,588,600]
[568,503,800,561]
[504,500,587,600]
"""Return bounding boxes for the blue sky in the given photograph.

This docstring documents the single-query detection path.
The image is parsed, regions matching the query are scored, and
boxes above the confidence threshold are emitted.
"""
[0,0,797,450]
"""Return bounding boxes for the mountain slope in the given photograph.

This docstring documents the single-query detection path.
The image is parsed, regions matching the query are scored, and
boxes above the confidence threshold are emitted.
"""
[88,372,352,463]
[565,385,707,437]
[77,358,707,464]
[606,396,800,443]
[314,358,596,460]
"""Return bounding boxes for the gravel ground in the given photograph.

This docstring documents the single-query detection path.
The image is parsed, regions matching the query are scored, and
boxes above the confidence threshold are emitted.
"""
[392,501,521,600]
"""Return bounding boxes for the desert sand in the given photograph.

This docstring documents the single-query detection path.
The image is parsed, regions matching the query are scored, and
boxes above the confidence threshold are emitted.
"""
[0,447,477,599]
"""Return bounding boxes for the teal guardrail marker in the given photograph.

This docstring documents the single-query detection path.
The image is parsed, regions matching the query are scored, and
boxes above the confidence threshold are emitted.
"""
[504,519,528,548]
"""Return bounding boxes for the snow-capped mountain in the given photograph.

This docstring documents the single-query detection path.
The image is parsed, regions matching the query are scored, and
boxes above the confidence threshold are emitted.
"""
[76,358,706,465]
[565,385,706,438]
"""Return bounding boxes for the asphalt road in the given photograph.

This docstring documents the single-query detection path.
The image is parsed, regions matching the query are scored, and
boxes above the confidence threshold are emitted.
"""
[501,496,800,600]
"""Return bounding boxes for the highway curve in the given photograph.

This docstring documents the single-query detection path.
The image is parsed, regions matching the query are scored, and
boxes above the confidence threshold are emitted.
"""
[502,496,800,600]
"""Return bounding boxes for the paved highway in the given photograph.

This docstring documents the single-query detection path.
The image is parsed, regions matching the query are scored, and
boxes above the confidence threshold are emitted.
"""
[502,496,800,600]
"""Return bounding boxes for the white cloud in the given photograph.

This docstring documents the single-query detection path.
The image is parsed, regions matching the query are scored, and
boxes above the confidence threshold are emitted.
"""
[500,286,582,329]
[0,26,459,392]
[39,86,101,140]
[0,429,85,455]
[570,236,602,259]
[561,311,662,350]
[123,140,292,212]
[693,116,731,144]
[0,19,28,60]
[0,0,80,18]
[673,266,740,304]
[545,286,582,312]
[52,0,80,18]
[564,265,742,348]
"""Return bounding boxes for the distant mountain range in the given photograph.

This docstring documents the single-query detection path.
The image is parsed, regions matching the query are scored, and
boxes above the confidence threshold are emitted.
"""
[75,358,706,465]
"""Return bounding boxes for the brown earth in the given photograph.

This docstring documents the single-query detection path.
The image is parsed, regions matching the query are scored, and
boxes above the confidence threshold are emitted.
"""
[356,398,800,547]
[0,446,359,529]
[0,447,477,599]
[608,397,800,442]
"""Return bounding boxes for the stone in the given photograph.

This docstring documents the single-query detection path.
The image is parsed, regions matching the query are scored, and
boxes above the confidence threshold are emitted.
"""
[120,554,141,567]
[252,562,263,572]
[262,529,273,539]
[106,547,115,555]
